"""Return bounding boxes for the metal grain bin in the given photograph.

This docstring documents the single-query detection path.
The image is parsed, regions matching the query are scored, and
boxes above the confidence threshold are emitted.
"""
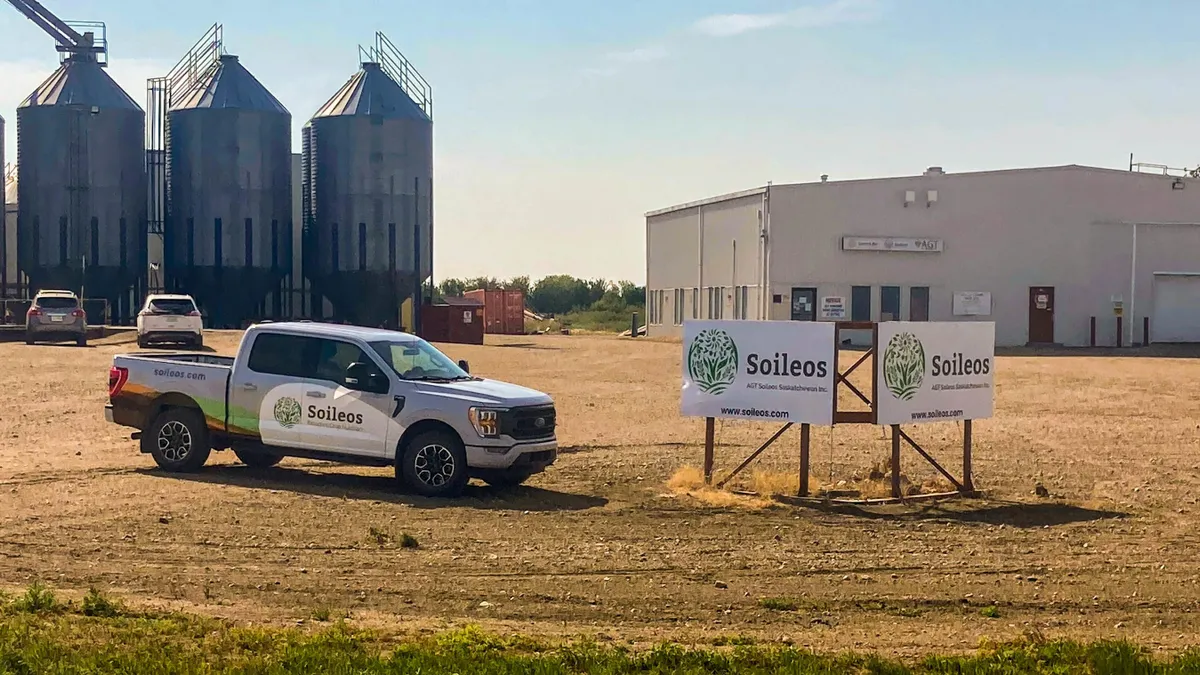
[302,60,432,328]
[16,55,147,322]
[165,54,292,327]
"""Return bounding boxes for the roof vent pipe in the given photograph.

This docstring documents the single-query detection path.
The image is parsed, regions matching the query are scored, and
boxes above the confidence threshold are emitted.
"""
[820,174,829,182]
[924,166,944,176]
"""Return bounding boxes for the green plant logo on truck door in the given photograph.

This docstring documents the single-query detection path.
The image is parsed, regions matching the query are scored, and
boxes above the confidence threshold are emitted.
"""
[273,396,303,429]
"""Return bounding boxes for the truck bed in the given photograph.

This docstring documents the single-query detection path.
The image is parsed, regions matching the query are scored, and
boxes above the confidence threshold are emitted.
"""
[110,352,234,432]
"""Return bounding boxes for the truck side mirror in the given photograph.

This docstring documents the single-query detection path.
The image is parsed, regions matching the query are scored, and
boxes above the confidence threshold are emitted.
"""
[345,362,382,392]
[458,359,470,374]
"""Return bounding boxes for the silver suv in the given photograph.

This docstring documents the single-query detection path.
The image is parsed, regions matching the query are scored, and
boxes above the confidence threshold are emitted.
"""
[26,290,88,346]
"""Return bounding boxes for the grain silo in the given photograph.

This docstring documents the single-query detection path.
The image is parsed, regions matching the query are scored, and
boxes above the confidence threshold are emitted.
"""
[15,29,147,322]
[302,34,432,329]
[165,53,293,328]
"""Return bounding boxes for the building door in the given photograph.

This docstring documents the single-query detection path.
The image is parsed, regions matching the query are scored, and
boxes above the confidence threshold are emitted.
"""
[909,287,930,321]
[790,287,817,321]
[1151,275,1200,342]
[1028,286,1055,344]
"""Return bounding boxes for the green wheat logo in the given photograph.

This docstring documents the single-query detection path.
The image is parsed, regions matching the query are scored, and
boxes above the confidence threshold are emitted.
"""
[882,332,926,401]
[687,329,739,395]
[273,396,302,429]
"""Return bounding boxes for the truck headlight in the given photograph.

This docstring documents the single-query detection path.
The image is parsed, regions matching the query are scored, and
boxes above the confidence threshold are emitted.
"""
[468,407,502,438]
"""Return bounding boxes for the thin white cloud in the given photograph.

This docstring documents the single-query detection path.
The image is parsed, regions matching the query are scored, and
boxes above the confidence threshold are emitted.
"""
[583,44,668,78]
[693,0,881,37]
[606,45,669,64]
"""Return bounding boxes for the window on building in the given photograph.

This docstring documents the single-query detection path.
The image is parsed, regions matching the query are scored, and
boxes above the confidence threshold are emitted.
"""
[674,289,685,325]
[692,288,699,319]
[741,286,750,319]
[733,286,742,320]
[909,287,930,321]
[851,286,872,322]
[714,287,725,320]
[881,286,901,321]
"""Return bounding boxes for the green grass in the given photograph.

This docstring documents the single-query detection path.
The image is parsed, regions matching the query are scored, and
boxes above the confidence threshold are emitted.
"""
[2,583,1200,674]
[758,597,800,612]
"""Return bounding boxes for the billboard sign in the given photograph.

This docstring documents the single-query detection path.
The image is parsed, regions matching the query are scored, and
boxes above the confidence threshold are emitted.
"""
[681,320,835,425]
[876,322,995,425]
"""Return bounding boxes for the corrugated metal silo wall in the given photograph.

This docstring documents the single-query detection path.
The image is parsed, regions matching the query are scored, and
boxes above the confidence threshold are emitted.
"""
[166,108,292,326]
[304,115,433,326]
[16,105,147,320]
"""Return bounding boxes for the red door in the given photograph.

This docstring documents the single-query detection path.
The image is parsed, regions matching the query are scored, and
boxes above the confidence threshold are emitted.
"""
[1028,287,1055,344]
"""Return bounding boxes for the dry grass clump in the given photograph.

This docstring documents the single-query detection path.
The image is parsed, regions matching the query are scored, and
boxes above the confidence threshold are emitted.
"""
[665,466,774,509]
[665,466,828,507]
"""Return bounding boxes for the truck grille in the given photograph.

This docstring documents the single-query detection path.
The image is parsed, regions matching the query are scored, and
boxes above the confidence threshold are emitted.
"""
[502,405,556,440]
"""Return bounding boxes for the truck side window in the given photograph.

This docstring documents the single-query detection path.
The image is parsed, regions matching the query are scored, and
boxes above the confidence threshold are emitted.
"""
[247,333,318,377]
[312,339,373,384]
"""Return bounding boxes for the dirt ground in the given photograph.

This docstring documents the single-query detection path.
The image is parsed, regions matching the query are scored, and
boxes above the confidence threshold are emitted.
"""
[2,329,1200,656]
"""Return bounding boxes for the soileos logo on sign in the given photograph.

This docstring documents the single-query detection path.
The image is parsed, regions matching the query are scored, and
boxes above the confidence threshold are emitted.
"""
[875,322,995,426]
[686,328,739,395]
[882,332,926,401]
[681,320,835,425]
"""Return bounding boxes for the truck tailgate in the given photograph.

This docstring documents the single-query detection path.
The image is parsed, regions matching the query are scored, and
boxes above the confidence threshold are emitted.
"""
[110,354,233,432]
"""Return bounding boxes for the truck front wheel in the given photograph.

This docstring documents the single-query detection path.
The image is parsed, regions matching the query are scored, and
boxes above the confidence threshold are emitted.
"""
[143,408,211,473]
[398,430,469,498]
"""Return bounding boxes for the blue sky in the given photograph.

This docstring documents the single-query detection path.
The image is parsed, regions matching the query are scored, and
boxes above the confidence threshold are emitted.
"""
[4,0,1200,283]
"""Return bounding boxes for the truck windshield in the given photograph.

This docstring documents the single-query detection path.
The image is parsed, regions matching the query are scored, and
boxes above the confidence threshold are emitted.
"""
[369,339,470,381]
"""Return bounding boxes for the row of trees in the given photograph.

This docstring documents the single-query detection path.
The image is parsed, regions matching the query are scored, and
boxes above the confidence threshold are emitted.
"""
[432,275,645,316]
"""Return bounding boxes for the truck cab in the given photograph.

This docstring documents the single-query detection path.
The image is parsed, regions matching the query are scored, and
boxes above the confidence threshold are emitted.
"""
[107,322,557,497]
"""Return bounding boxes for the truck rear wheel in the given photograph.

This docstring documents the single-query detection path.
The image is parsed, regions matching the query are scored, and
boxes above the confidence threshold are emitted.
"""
[234,447,283,468]
[398,430,469,498]
[143,408,211,473]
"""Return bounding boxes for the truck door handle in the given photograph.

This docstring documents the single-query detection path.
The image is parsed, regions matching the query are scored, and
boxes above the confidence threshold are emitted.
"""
[306,391,326,399]
[242,383,258,391]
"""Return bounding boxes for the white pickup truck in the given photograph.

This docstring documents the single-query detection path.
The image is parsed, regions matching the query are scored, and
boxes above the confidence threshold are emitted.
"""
[105,322,557,497]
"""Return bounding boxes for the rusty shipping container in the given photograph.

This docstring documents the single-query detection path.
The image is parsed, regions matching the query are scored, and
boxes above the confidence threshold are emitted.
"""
[419,299,484,345]
[463,289,525,335]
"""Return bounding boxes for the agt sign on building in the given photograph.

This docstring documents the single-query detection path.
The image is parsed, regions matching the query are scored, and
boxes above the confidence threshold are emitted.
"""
[680,321,835,425]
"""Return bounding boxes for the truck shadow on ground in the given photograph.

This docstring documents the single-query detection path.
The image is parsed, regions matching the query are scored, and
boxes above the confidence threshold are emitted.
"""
[799,499,1127,529]
[136,465,607,512]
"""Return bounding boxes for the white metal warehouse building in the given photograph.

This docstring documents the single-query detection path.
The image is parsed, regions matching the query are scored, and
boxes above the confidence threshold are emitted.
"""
[645,164,1200,347]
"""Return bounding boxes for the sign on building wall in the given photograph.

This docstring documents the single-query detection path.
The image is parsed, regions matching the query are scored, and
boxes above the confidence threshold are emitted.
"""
[820,296,846,320]
[952,292,992,316]
[681,321,835,425]
[876,322,995,425]
[841,236,943,252]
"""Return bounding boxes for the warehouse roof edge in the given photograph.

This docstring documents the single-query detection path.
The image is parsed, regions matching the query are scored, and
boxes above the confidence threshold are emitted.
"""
[644,164,1197,219]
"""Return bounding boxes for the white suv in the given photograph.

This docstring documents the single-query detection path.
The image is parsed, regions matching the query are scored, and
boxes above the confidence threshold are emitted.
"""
[137,294,204,349]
